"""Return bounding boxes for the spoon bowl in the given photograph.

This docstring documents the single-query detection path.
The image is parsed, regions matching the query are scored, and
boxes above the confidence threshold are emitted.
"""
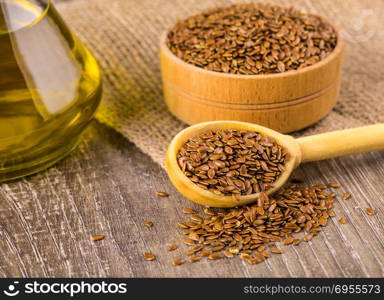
[166,121,301,207]
[166,121,384,207]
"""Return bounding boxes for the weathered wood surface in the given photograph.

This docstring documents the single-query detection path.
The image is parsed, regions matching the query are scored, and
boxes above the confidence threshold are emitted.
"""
[0,121,383,278]
[0,0,383,278]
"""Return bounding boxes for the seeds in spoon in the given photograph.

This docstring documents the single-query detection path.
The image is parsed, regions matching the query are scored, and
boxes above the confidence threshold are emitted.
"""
[177,129,288,196]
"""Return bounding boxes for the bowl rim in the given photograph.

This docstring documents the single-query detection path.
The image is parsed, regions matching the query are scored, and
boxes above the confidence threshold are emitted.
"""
[160,15,344,80]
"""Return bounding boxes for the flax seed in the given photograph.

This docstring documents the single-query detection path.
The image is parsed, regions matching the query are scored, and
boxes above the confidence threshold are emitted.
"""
[172,258,185,266]
[92,234,105,242]
[365,208,376,216]
[144,253,156,261]
[182,208,197,214]
[168,244,178,251]
[144,221,153,228]
[156,191,169,197]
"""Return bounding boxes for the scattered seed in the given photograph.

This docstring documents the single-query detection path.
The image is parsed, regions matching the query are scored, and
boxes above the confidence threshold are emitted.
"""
[338,217,347,224]
[182,208,197,214]
[200,249,212,257]
[156,191,169,197]
[188,256,201,263]
[270,248,283,254]
[175,183,339,265]
[223,250,234,258]
[292,239,301,246]
[342,193,351,200]
[283,237,294,246]
[172,257,185,266]
[365,208,376,216]
[303,233,314,242]
[185,249,197,256]
[144,221,153,228]
[208,253,223,260]
[328,183,341,188]
[144,252,156,261]
[168,244,178,251]
[92,234,105,242]
[183,238,195,246]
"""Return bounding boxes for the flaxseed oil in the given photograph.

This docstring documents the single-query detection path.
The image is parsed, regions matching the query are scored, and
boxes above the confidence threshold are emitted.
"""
[0,0,102,181]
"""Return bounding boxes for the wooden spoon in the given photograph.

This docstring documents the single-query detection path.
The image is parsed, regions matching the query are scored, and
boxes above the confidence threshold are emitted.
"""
[166,121,384,207]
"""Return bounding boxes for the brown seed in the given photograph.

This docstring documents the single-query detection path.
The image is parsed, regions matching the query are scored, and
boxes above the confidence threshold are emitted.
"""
[342,193,351,200]
[328,183,341,188]
[188,255,201,263]
[144,221,153,228]
[200,249,212,257]
[144,252,156,261]
[292,239,301,246]
[338,217,347,224]
[185,249,196,256]
[190,214,203,222]
[365,208,376,215]
[283,237,294,246]
[92,234,105,242]
[270,248,283,254]
[303,233,314,242]
[211,244,225,252]
[172,257,185,266]
[177,222,189,229]
[183,238,195,246]
[156,191,169,197]
[223,250,234,258]
[182,208,197,214]
[208,253,223,260]
[168,244,178,251]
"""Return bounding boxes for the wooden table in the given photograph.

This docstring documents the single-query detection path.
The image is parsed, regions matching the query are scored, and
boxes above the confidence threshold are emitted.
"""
[0,121,383,278]
[0,0,383,278]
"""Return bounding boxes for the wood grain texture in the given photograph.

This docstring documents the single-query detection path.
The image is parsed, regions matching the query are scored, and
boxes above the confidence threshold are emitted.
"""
[0,121,383,278]
[0,0,382,278]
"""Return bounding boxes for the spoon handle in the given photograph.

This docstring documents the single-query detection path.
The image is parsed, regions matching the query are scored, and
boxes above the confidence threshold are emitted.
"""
[297,124,384,163]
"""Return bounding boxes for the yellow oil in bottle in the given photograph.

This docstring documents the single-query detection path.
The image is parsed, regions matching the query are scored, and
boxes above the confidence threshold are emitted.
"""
[0,0,102,181]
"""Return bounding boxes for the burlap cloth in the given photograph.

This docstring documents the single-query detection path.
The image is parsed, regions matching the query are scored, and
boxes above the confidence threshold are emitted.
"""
[57,0,384,167]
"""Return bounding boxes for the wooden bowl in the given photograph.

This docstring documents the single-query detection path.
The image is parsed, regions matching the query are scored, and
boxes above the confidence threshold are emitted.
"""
[160,29,344,133]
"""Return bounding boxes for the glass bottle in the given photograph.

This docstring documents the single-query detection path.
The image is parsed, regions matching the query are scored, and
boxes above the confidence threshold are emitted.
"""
[0,0,102,182]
